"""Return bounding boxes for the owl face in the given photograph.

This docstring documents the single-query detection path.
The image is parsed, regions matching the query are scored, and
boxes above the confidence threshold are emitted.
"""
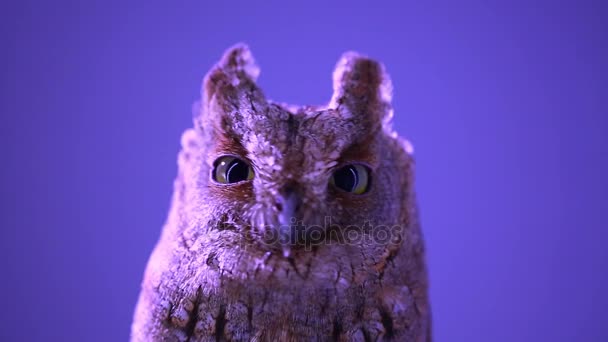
[179,45,412,257]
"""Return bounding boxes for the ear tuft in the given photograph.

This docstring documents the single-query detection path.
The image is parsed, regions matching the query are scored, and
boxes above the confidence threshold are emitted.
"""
[217,43,260,84]
[329,52,393,125]
[196,44,266,133]
[201,43,261,106]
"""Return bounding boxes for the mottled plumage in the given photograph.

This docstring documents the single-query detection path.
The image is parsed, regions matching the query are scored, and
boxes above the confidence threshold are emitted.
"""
[132,44,431,341]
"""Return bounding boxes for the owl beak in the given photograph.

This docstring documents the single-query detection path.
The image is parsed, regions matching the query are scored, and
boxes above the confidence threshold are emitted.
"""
[277,190,299,226]
[275,187,302,256]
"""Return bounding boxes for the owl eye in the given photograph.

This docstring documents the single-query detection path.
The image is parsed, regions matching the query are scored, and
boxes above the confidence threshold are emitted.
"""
[212,156,254,184]
[331,164,370,194]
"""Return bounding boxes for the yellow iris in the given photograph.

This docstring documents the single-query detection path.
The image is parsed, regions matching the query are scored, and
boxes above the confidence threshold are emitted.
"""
[213,156,254,184]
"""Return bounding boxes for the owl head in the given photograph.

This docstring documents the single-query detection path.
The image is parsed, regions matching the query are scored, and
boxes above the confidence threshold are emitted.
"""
[173,44,416,259]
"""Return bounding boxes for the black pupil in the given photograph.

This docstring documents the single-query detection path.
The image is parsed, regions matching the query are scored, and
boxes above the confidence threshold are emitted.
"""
[334,166,358,192]
[226,159,249,183]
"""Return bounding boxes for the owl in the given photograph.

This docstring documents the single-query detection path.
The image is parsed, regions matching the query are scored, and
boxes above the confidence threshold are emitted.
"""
[131,44,431,341]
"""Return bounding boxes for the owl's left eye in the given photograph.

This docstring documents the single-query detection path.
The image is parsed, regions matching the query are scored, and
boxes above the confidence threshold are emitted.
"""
[331,164,371,194]
[212,156,254,184]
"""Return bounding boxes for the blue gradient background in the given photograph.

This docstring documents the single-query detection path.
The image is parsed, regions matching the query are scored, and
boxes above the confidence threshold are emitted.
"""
[1,1,607,341]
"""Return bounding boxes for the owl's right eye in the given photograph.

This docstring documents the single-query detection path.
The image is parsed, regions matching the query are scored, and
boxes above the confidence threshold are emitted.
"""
[212,156,254,184]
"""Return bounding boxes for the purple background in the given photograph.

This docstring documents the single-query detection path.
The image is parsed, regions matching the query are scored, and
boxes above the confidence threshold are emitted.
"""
[1,1,607,341]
